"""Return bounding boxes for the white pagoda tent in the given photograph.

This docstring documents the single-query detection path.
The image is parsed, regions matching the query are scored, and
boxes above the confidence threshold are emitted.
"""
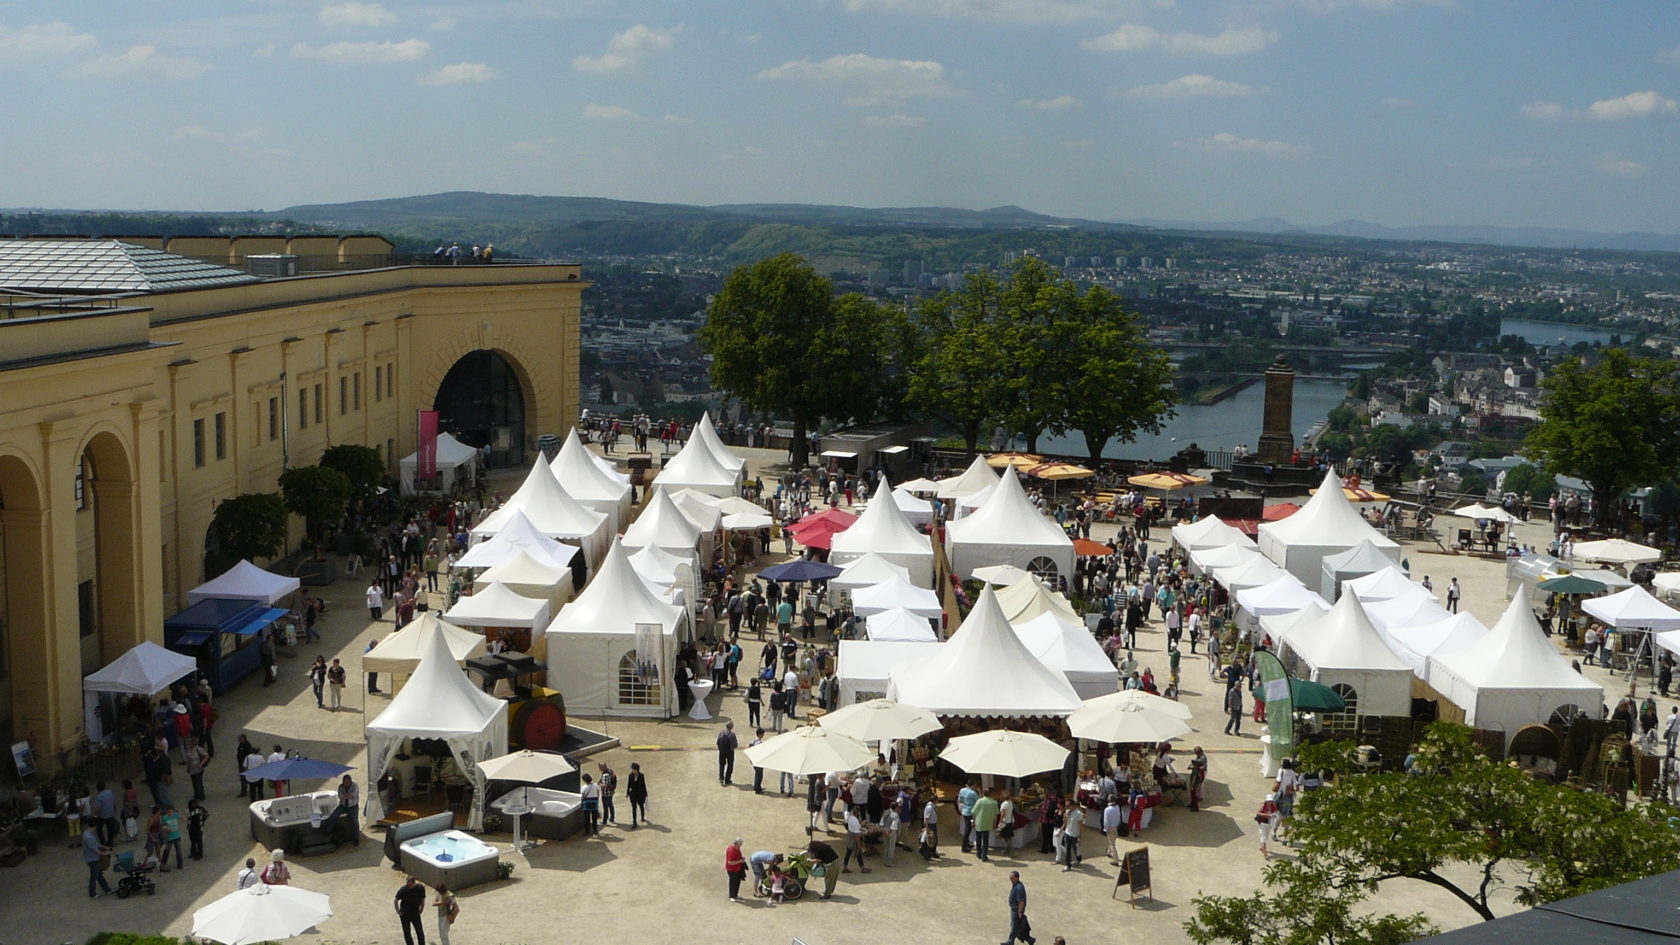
[830,476,935,587]
[666,488,725,532]
[454,509,578,571]
[1212,554,1291,593]
[621,488,705,559]
[626,543,691,591]
[398,432,479,495]
[865,606,940,643]
[1343,566,1437,603]
[545,539,686,717]
[945,466,1075,583]
[888,585,1082,717]
[365,621,508,829]
[1276,589,1413,719]
[934,454,999,501]
[1385,612,1488,678]
[472,459,610,568]
[889,487,934,526]
[551,428,634,530]
[1257,599,1330,644]
[831,552,912,594]
[851,573,943,618]
[837,640,941,707]
[362,613,486,675]
[1321,539,1405,601]
[1428,596,1605,747]
[474,551,575,612]
[187,560,301,606]
[1236,575,1326,618]
[654,428,741,499]
[444,582,552,638]
[994,574,1080,625]
[689,413,747,472]
[1172,516,1256,552]
[1011,611,1121,700]
[1190,542,1262,575]
[1258,469,1400,587]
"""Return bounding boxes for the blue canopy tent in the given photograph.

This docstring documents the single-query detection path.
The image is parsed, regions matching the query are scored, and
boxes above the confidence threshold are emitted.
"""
[164,598,289,694]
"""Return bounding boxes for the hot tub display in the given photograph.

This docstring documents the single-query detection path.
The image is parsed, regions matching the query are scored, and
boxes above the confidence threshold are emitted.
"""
[398,828,501,889]
[491,787,583,842]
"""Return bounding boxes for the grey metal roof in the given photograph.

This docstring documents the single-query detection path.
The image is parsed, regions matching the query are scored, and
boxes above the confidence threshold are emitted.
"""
[0,240,262,294]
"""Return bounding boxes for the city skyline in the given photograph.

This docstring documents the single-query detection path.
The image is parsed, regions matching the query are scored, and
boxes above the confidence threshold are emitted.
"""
[5,1,1679,234]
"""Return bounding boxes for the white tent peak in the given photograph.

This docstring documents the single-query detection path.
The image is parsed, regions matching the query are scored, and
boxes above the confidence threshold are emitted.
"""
[1285,588,1410,672]
[477,551,569,588]
[622,488,703,554]
[187,559,301,606]
[549,537,684,634]
[832,475,929,556]
[934,455,1000,500]
[950,466,1069,546]
[368,619,505,738]
[888,585,1081,716]
[455,508,577,569]
[362,612,485,673]
[657,423,741,496]
[627,542,690,587]
[554,428,633,495]
[1439,595,1590,689]
[1262,469,1398,549]
[995,574,1079,624]
[832,552,912,591]
[691,413,747,471]
[476,458,607,540]
[84,641,198,696]
[1343,565,1436,603]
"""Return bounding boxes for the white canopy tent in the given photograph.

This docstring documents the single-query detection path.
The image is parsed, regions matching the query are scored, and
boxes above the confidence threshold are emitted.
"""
[551,428,634,530]
[890,487,933,526]
[653,428,741,499]
[1236,575,1326,617]
[1276,589,1414,719]
[666,488,724,533]
[1573,538,1663,566]
[1011,611,1121,700]
[545,539,686,717]
[1190,542,1262,575]
[1580,585,1680,631]
[851,573,943,618]
[945,466,1076,584]
[472,459,611,569]
[934,454,999,501]
[444,582,552,637]
[831,553,912,594]
[1212,554,1291,593]
[830,475,935,587]
[689,412,747,474]
[365,620,508,829]
[1321,540,1405,602]
[83,642,200,741]
[362,613,487,675]
[1256,600,1330,644]
[626,543,692,591]
[1172,516,1256,552]
[454,509,579,571]
[187,560,301,606]
[399,432,479,495]
[1361,593,1451,634]
[836,640,941,707]
[1428,595,1605,748]
[474,552,575,612]
[888,585,1082,717]
[1343,566,1438,603]
[865,606,940,643]
[1385,612,1488,678]
[1258,470,1400,587]
[621,488,705,559]
[994,574,1080,625]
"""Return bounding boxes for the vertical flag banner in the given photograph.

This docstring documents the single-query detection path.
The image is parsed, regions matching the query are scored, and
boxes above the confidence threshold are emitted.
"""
[417,410,440,482]
[1255,649,1295,763]
[634,622,662,687]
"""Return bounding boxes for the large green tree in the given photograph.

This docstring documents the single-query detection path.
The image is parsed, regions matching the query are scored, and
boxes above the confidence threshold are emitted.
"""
[1057,284,1177,464]
[1186,724,1680,945]
[319,444,385,498]
[206,492,289,566]
[907,271,1010,456]
[1526,349,1680,529]
[699,253,904,468]
[278,465,352,542]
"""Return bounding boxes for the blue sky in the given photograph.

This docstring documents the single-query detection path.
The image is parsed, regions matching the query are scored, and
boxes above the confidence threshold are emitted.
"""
[5,0,1679,232]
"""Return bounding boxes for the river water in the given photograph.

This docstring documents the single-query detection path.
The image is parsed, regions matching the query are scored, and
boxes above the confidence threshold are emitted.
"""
[1036,376,1352,462]
[1500,317,1617,347]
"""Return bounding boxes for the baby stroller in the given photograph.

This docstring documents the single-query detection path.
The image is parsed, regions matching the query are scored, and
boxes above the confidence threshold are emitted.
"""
[112,850,157,898]
[754,851,810,901]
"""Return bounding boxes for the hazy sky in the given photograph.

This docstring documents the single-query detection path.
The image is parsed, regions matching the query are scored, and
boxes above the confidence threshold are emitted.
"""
[6,1,1679,232]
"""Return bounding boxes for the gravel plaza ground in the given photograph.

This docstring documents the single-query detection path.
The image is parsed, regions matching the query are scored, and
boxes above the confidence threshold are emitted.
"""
[3,446,1638,945]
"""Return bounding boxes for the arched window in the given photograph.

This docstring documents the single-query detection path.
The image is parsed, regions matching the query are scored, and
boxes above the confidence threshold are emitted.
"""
[617,652,661,706]
[1026,556,1059,582]
[1322,683,1359,735]
[1548,703,1583,730]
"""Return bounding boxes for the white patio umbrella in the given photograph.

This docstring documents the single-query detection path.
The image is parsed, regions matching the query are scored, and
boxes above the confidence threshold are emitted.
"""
[1573,538,1663,565]
[973,564,1031,586]
[939,730,1069,778]
[476,750,578,851]
[745,724,874,775]
[192,884,332,945]
[1450,503,1521,525]
[1067,694,1194,743]
[818,698,941,743]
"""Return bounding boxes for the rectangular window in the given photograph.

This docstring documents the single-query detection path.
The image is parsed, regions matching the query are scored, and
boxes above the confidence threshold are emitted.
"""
[374,366,383,402]
[313,384,323,424]
[192,418,206,467]
[74,455,87,510]
[299,388,309,429]
[268,397,279,441]
[386,362,395,398]
[214,411,227,460]
[353,372,362,410]
[387,438,395,468]
[340,376,349,415]
[78,580,97,639]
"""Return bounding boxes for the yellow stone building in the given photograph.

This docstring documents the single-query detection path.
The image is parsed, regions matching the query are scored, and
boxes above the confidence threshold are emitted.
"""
[0,238,583,762]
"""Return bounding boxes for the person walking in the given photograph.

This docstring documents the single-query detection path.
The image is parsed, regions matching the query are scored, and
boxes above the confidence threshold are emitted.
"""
[1445,577,1460,614]
[236,734,258,799]
[367,579,386,623]
[626,762,648,827]
[1224,684,1244,736]
[769,682,786,733]
[432,883,458,945]
[725,838,748,901]
[327,659,347,710]
[579,773,601,836]
[186,799,209,860]
[716,721,739,786]
[881,801,902,866]
[1188,746,1209,812]
[82,823,113,899]
[309,656,327,708]
[1102,795,1123,862]
[972,788,1000,862]
[1005,871,1035,945]
[842,808,871,873]
[394,875,428,945]
[749,729,767,794]
[597,763,618,824]
[745,678,763,729]
[958,780,980,853]
[1667,707,1680,755]
[93,782,118,847]
[1061,803,1084,871]
[1257,793,1281,859]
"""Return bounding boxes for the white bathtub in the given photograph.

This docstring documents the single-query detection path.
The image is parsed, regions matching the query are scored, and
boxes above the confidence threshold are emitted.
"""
[398,829,500,889]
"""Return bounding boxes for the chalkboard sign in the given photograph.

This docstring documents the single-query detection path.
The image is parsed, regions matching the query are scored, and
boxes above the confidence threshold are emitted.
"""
[1114,845,1152,904]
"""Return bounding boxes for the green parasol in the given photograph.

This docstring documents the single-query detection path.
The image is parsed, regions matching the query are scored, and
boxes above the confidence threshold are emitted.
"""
[1537,575,1606,595]
[1253,675,1346,713]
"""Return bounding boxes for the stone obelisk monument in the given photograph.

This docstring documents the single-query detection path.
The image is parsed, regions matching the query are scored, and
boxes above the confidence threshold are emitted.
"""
[1256,355,1296,463]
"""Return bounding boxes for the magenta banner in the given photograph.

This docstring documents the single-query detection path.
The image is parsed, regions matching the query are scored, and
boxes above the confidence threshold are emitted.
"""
[417,410,439,482]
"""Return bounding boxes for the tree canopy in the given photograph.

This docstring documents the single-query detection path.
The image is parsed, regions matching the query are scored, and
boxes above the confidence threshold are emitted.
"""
[319,444,385,497]
[1186,723,1680,945]
[1526,349,1680,528]
[206,493,289,567]
[278,465,352,541]
[699,252,905,468]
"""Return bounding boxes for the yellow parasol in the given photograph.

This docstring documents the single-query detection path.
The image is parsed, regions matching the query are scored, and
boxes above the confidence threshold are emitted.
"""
[1310,485,1391,503]
[1127,471,1209,491]
[1025,461,1094,481]
[986,452,1044,470]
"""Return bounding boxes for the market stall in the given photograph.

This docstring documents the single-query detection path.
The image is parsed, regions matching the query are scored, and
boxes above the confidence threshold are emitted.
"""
[1384,612,1488,678]
[1273,589,1414,720]
[544,538,685,718]
[550,427,634,531]
[83,642,200,741]
[652,423,741,498]
[1320,539,1404,602]
[888,586,1082,717]
[444,582,552,656]
[471,458,610,570]
[1257,469,1400,588]
[836,639,942,706]
[1171,516,1256,553]
[864,606,940,643]
[851,572,943,618]
[399,432,479,495]
[163,597,290,694]
[621,488,705,560]
[454,510,580,572]
[945,466,1076,584]
[187,559,301,607]
[1010,611,1121,700]
[474,551,575,613]
[830,475,936,587]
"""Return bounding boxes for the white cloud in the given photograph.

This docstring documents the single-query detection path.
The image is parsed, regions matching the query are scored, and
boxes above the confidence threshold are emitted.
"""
[572,24,679,73]
[1290,0,1453,11]
[1382,96,1414,108]
[76,45,209,79]
[421,62,493,85]
[1018,94,1081,110]
[0,20,96,57]
[663,113,696,124]
[1083,25,1277,56]
[1669,44,1680,66]
[1475,156,1557,171]
[1586,90,1677,121]
[837,0,1159,25]
[1596,153,1648,178]
[1519,100,1564,120]
[583,104,644,120]
[173,124,216,140]
[1061,138,1096,150]
[319,2,396,28]
[862,113,926,127]
[1201,131,1307,156]
[508,137,555,155]
[289,38,429,63]
[1128,74,1259,98]
[759,53,958,106]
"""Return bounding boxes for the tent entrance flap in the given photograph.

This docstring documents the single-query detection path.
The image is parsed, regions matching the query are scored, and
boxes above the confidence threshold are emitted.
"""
[232,607,289,636]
